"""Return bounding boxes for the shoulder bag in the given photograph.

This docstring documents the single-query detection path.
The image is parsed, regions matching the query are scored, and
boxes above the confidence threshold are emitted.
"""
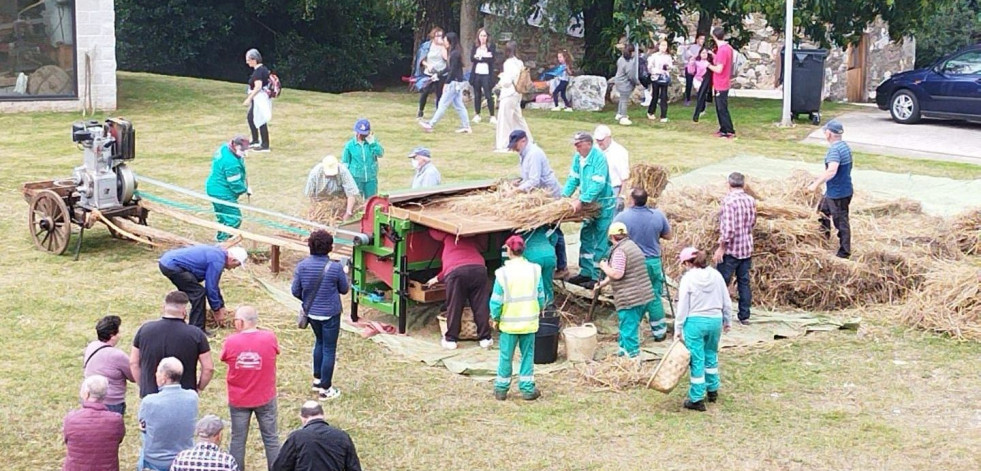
[298,260,334,329]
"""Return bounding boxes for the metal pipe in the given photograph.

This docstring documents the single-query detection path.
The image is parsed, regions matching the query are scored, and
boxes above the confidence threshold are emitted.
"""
[780,0,795,127]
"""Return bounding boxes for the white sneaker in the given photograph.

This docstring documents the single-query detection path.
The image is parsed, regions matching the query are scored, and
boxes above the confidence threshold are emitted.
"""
[619,117,633,126]
[479,338,493,349]
[660,118,669,123]
[614,114,623,121]
[641,90,652,106]
[647,113,656,120]
[454,127,472,134]
[441,338,458,350]
[551,106,563,112]
[489,116,498,124]
[564,107,573,112]
[419,121,433,132]
[472,114,482,123]
[318,386,341,401]
[311,380,322,392]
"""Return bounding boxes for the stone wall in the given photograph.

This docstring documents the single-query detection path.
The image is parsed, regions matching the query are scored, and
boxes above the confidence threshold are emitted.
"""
[0,0,117,113]
[482,15,586,74]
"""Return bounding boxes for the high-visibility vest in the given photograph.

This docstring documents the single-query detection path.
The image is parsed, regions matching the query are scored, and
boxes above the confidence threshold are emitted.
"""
[495,258,541,334]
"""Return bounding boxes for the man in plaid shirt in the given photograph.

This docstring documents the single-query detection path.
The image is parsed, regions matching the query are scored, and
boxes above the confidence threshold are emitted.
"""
[712,172,756,325]
[171,415,239,471]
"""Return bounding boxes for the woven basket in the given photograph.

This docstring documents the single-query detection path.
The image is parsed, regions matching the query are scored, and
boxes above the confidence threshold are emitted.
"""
[646,340,691,393]
[437,307,479,340]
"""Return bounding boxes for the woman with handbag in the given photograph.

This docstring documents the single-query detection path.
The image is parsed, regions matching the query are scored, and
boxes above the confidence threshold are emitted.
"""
[646,39,674,122]
[292,230,349,401]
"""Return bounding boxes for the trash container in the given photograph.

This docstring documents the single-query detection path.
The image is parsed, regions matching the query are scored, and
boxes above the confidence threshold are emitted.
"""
[780,48,828,125]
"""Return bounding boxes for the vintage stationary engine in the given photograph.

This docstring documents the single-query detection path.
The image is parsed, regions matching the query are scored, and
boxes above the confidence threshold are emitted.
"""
[71,118,138,210]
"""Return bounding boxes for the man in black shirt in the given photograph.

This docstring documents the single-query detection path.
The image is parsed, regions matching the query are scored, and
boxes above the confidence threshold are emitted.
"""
[273,401,362,471]
[244,48,272,152]
[129,291,214,397]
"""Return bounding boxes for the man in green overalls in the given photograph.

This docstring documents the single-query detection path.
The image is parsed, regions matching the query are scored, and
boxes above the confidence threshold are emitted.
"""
[205,136,251,241]
[521,226,558,308]
[562,131,614,290]
[341,118,384,198]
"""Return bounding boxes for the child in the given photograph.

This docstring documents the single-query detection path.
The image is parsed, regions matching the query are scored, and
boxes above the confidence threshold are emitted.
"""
[691,48,713,123]
[550,50,574,112]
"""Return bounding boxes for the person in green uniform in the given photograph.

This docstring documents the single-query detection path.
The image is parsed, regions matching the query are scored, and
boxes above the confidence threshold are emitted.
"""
[595,222,655,358]
[205,136,251,241]
[562,131,614,289]
[490,235,545,401]
[521,226,558,307]
[341,118,384,198]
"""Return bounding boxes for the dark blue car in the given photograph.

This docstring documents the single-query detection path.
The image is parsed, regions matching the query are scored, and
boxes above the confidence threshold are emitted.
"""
[876,44,981,124]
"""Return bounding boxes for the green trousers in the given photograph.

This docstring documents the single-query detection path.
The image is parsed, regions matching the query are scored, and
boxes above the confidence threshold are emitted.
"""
[212,197,241,242]
[578,210,613,280]
[616,304,645,358]
[683,316,722,402]
[525,251,556,307]
[354,179,378,199]
[644,257,667,340]
[495,332,536,394]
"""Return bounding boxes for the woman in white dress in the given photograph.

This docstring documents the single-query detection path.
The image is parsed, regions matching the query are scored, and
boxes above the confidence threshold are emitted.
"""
[494,41,533,152]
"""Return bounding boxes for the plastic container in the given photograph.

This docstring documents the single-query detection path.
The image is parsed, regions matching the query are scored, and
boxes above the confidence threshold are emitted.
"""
[779,48,829,124]
[562,323,598,363]
[534,322,560,364]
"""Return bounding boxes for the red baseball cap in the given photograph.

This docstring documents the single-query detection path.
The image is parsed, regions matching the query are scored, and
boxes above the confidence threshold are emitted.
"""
[504,235,525,253]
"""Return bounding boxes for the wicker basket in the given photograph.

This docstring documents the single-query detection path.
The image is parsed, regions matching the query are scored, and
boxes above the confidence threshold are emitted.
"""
[437,307,479,340]
[646,340,691,393]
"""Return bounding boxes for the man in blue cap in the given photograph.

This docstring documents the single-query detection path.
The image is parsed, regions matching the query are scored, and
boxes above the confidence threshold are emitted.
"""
[408,146,441,189]
[341,118,384,198]
[808,119,853,259]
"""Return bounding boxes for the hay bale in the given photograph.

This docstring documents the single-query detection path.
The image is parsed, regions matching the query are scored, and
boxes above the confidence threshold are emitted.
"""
[855,198,922,217]
[626,164,670,199]
[951,209,981,256]
[424,185,599,232]
[899,263,981,341]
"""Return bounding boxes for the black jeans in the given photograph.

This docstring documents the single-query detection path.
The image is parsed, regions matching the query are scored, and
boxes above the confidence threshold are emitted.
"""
[648,81,669,118]
[716,255,752,321]
[159,262,208,330]
[715,90,735,135]
[554,226,567,270]
[417,80,444,118]
[247,103,269,148]
[552,80,570,107]
[693,79,712,121]
[683,70,695,102]
[473,74,495,115]
[444,264,492,342]
[819,195,852,258]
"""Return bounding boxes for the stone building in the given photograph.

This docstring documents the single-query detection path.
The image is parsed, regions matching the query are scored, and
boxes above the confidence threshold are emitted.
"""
[0,0,117,112]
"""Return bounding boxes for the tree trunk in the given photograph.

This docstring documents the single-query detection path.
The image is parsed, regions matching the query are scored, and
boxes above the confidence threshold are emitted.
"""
[696,11,712,38]
[582,0,615,76]
[460,0,480,68]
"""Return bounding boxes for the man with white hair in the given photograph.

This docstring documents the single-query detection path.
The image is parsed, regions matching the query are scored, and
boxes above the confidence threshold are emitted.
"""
[171,415,240,471]
[408,147,442,189]
[131,291,214,397]
[139,357,199,471]
[158,243,249,333]
[593,125,630,212]
[221,306,281,470]
[63,375,125,471]
[304,155,361,219]
[273,401,362,471]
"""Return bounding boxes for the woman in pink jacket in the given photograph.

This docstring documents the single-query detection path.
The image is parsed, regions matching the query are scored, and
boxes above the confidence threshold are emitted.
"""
[690,47,714,123]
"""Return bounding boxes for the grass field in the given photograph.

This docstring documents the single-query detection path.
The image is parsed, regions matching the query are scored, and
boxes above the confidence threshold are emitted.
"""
[1,72,979,471]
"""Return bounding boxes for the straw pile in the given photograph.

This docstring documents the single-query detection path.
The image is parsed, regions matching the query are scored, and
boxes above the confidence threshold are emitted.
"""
[305,199,348,225]
[951,209,981,256]
[426,184,600,232]
[899,264,981,341]
[574,355,651,391]
[626,164,670,199]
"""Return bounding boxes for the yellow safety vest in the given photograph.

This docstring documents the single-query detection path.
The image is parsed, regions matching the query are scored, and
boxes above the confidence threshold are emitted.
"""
[495,258,541,334]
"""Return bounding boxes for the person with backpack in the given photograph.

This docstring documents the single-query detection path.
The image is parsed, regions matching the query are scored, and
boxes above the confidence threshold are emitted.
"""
[419,32,472,134]
[243,48,272,152]
[494,41,534,152]
[707,27,736,138]
[469,28,497,124]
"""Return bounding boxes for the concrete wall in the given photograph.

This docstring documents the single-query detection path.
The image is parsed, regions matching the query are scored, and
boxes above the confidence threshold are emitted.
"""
[0,0,117,113]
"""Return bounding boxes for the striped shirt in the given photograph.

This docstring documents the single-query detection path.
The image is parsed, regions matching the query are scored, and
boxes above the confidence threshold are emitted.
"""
[171,442,239,471]
[718,189,756,259]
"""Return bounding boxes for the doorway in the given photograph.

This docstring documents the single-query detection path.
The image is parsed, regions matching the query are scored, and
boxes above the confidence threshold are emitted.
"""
[846,34,869,102]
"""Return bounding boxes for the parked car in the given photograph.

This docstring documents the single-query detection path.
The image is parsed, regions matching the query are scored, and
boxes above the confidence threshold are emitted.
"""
[876,43,981,124]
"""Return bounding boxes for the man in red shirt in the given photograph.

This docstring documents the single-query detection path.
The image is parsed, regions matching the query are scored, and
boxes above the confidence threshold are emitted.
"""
[221,305,281,470]
[707,26,736,138]
[425,228,493,350]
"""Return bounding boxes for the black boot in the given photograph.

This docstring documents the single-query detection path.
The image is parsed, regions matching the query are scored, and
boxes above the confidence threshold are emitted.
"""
[683,399,707,411]
[707,391,718,403]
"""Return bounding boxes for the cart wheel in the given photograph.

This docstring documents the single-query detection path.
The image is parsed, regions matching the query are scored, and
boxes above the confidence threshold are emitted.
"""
[810,112,821,125]
[28,189,72,255]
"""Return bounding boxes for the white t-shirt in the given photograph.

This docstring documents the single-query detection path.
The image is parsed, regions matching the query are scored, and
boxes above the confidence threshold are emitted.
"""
[604,140,630,189]
[499,57,523,98]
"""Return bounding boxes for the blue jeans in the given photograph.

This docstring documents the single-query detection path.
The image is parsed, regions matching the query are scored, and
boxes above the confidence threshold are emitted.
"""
[137,450,170,471]
[716,254,752,320]
[428,81,470,130]
[106,402,126,415]
[309,315,340,389]
[230,398,280,471]
[554,226,567,271]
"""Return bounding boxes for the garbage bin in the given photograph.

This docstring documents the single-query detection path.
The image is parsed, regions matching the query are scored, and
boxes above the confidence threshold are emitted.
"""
[779,48,828,125]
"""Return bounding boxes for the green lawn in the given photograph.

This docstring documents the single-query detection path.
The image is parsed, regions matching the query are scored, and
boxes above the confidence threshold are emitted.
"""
[0,72,979,471]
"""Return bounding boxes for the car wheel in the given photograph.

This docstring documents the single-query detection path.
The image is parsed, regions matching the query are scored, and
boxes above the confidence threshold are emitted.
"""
[890,90,921,124]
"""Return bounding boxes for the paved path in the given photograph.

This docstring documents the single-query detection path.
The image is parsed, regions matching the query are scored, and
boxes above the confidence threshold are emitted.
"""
[803,110,981,165]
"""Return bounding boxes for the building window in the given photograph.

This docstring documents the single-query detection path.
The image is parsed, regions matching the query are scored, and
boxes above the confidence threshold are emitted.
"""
[0,0,77,100]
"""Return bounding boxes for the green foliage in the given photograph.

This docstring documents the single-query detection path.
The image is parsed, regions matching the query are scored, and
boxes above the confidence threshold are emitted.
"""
[914,0,981,68]
[116,0,410,92]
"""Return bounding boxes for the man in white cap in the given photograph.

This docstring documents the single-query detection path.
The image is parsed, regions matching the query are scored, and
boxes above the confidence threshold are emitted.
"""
[593,125,630,212]
[158,244,249,333]
[171,414,239,471]
[408,147,442,189]
[304,155,361,219]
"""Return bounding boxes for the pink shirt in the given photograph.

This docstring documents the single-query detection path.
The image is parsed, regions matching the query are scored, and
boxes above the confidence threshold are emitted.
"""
[83,341,135,406]
[428,229,487,281]
[712,43,733,91]
[221,329,279,408]
[691,59,709,82]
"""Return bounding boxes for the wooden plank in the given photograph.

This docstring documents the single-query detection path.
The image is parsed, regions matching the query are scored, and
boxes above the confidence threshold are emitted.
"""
[387,205,515,236]
[385,180,496,204]
[141,201,310,253]
[108,217,198,247]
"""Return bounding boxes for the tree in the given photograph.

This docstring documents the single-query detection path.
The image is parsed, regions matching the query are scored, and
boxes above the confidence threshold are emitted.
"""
[914,0,981,67]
